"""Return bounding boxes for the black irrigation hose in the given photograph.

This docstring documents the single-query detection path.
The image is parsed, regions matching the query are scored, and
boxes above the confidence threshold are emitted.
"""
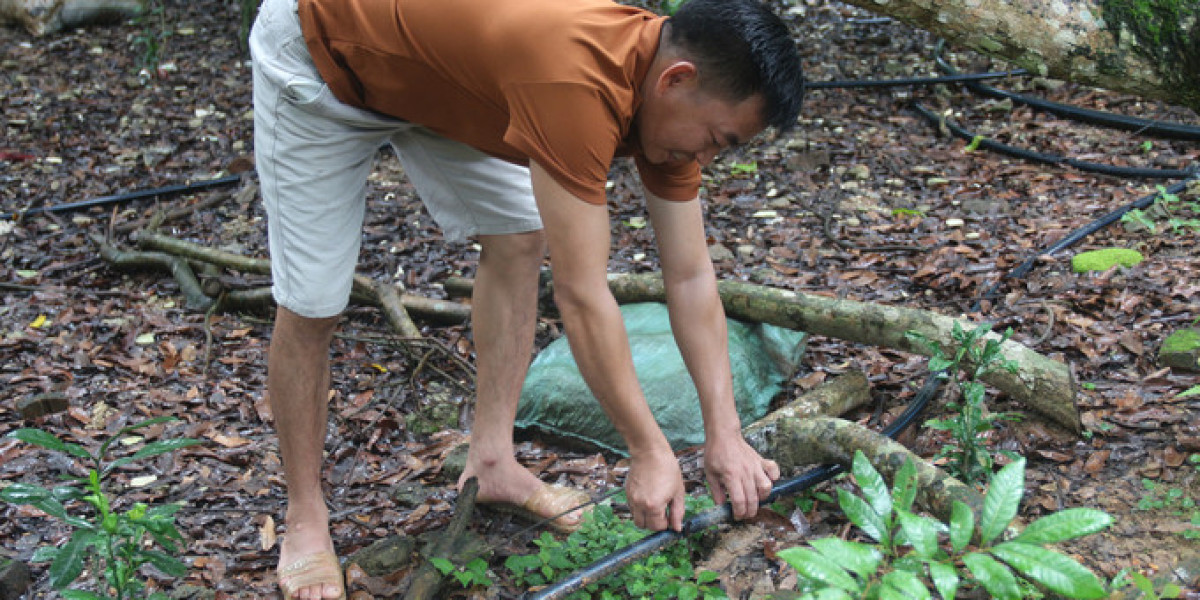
[527,375,945,600]
[933,52,1200,142]
[910,103,1199,180]
[0,174,242,221]
[806,69,1029,91]
[977,176,1197,304]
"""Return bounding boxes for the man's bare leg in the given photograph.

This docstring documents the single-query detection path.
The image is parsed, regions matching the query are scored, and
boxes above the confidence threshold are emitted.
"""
[270,307,344,600]
[458,231,557,509]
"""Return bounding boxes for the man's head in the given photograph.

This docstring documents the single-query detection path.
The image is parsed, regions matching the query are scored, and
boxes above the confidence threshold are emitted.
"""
[636,0,805,166]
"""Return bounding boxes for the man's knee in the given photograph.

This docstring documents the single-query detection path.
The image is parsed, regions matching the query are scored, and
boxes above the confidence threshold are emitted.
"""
[274,306,341,346]
[479,230,546,266]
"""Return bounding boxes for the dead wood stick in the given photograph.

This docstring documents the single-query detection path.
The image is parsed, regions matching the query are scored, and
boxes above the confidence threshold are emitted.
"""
[402,477,480,600]
[747,414,982,521]
[131,232,441,336]
[93,235,214,310]
[604,272,1080,433]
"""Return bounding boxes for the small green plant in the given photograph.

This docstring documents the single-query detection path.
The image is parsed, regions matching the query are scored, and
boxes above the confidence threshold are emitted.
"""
[771,489,835,517]
[779,451,1113,599]
[907,323,1022,485]
[431,556,494,589]
[505,494,726,599]
[1121,185,1200,234]
[0,416,201,599]
[729,161,758,176]
[131,0,173,79]
[1111,568,1183,599]
[892,208,926,219]
[1136,457,1200,540]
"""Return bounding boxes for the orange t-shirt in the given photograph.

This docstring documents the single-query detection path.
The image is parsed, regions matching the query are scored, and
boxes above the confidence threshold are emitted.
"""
[298,0,701,205]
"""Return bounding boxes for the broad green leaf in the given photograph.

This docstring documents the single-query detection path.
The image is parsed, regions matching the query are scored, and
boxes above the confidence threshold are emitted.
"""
[927,562,960,600]
[31,545,59,563]
[896,510,939,559]
[810,589,854,600]
[881,568,931,599]
[852,451,891,520]
[1011,508,1113,545]
[777,547,862,592]
[989,542,1107,598]
[838,489,888,544]
[949,501,974,553]
[962,552,1019,600]
[7,429,92,459]
[981,458,1025,545]
[0,482,51,504]
[106,438,202,474]
[139,549,189,577]
[60,591,106,600]
[892,458,918,512]
[808,537,882,580]
[49,532,89,589]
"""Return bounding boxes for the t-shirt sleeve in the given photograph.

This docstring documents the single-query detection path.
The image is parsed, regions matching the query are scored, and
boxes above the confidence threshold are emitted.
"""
[503,82,621,205]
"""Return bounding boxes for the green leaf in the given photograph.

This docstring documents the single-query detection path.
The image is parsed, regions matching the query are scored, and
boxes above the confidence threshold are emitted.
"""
[949,501,974,553]
[895,509,939,559]
[981,458,1024,545]
[1178,385,1200,398]
[60,591,106,600]
[106,438,202,474]
[927,561,960,600]
[139,549,189,577]
[808,537,882,580]
[0,482,51,504]
[892,458,918,513]
[852,451,892,521]
[49,532,90,589]
[881,568,931,599]
[962,552,1020,600]
[776,547,862,593]
[1011,508,1113,545]
[838,488,888,544]
[31,545,60,563]
[989,542,1107,598]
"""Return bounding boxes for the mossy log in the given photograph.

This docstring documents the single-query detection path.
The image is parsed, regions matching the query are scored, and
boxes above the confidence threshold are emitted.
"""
[605,272,1080,433]
[402,477,480,600]
[746,415,983,521]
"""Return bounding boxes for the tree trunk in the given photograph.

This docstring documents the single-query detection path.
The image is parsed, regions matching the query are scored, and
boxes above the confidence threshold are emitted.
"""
[839,0,1200,111]
[0,0,142,36]
[605,272,1081,433]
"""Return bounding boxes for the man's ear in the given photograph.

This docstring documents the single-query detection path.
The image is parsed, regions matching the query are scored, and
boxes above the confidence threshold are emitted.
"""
[654,60,698,95]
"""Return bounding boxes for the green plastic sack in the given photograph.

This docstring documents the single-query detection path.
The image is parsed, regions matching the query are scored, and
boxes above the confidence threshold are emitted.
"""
[514,302,807,455]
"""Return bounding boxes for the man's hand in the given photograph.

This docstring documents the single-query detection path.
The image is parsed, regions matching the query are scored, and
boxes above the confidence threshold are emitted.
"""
[625,446,686,531]
[704,434,780,520]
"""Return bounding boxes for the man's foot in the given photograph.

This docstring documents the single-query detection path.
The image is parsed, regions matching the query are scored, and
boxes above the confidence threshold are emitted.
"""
[276,519,344,600]
[460,456,592,533]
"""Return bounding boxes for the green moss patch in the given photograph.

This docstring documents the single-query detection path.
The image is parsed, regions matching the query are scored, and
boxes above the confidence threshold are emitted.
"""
[1071,248,1145,273]
[1162,328,1200,354]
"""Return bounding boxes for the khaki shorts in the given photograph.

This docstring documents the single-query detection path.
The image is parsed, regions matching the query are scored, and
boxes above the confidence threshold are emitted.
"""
[250,0,541,318]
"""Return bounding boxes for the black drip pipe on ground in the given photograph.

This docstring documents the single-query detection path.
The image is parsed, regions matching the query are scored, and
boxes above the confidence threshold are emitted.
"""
[910,103,1198,180]
[526,375,945,600]
[933,51,1200,142]
[977,176,1197,304]
[0,174,243,221]
[806,69,1028,91]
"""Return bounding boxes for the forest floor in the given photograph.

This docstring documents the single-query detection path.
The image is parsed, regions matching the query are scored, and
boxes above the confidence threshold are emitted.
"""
[2,0,1199,598]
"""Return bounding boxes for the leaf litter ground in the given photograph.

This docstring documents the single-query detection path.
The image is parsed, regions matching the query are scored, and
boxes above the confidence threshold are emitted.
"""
[1,0,1198,597]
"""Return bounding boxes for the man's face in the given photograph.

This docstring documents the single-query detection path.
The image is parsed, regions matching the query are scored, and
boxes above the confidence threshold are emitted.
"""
[636,70,765,167]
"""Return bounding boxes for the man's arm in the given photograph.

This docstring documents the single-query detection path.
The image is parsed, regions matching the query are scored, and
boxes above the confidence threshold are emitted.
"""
[643,187,780,520]
[529,161,687,532]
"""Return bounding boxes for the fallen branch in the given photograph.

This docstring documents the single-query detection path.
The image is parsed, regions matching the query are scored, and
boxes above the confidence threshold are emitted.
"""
[605,272,1080,433]
[746,414,982,521]
[402,477,480,600]
[753,370,871,429]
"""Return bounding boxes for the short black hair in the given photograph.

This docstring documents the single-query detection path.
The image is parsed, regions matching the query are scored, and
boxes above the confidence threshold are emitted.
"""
[665,0,805,131]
